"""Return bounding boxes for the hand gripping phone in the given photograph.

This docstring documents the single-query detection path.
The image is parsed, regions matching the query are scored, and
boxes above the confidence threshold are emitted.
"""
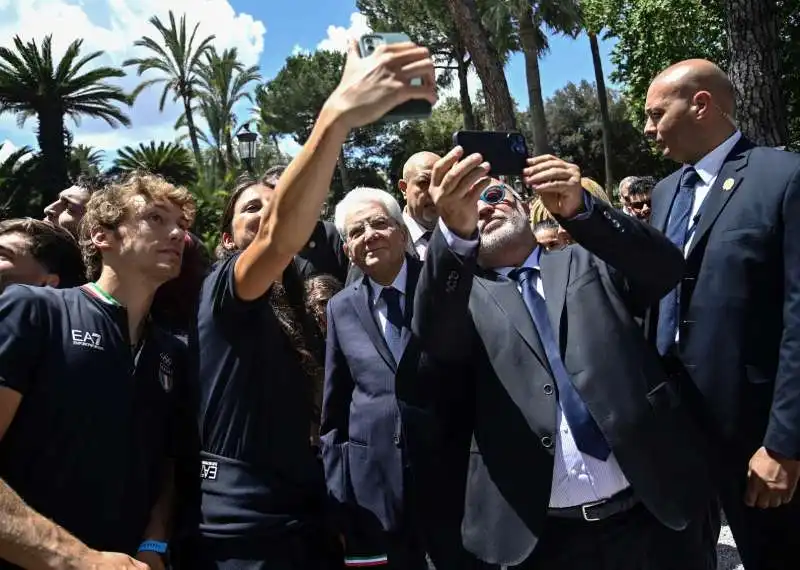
[357,32,432,122]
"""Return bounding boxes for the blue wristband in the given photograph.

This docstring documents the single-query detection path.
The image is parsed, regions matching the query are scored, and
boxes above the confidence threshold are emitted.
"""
[138,540,168,555]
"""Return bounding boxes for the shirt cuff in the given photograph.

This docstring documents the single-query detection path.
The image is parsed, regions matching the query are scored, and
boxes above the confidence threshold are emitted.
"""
[566,190,595,221]
[438,218,479,257]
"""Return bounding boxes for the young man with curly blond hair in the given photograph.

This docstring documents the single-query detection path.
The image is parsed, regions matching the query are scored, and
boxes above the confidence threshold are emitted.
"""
[0,173,196,570]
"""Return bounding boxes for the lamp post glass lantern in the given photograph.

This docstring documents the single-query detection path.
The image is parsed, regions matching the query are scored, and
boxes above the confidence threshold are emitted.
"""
[236,124,258,170]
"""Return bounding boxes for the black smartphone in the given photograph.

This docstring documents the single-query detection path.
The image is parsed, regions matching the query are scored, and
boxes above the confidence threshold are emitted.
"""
[452,131,529,176]
[357,33,432,122]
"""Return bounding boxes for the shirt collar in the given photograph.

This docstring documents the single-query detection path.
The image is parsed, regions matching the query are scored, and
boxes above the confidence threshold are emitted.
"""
[402,210,433,245]
[369,258,409,306]
[493,247,541,277]
[693,130,742,186]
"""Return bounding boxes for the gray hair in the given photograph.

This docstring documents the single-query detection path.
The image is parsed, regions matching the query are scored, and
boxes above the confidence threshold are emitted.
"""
[333,187,405,238]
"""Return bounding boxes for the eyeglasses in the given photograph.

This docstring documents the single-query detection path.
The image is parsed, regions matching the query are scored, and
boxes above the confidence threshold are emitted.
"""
[480,184,513,205]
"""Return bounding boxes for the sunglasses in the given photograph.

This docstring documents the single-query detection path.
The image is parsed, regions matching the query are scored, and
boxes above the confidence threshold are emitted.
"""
[480,184,514,205]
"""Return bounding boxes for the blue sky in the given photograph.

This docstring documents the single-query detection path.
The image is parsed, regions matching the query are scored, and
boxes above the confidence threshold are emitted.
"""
[0,0,617,163]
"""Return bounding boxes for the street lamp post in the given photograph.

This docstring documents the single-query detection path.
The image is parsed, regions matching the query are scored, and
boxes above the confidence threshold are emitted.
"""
[236,123,258,172]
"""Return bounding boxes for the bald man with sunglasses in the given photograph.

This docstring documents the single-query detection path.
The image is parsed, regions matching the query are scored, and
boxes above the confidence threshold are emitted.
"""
[412,150,716,570]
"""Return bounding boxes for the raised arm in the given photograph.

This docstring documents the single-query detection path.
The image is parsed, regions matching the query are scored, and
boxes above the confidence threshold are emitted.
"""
[233,40,436,301]
[524,155,685,305]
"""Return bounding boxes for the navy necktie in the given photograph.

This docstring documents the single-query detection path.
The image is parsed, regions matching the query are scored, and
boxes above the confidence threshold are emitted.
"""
[656,167,700,355]
[511,267,611,460]
[381,286,404,341]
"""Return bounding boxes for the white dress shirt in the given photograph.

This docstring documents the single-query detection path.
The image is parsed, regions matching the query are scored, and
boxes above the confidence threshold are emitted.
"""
[438,218,630,507]
[402,211,433,260]
[368,260,409,362]
[683,130,742,253]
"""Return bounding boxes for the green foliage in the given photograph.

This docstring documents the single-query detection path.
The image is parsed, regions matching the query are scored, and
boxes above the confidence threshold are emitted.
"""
[603,0,727,125]
[110,141,197,186]
[779,0,800,149]
[543,80,675,189]
[0,144,38,218]
[256,50,345,146]
[0,35,131,204]
[379,98,467,192]
[69,144,104,178]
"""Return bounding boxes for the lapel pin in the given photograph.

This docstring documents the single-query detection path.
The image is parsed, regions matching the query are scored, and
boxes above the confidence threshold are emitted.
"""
[722,178,735,191]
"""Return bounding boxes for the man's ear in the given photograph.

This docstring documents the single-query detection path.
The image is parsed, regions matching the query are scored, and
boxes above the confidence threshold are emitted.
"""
[90,226,113,253]
[398,179,408,199]
[343,240,356,264]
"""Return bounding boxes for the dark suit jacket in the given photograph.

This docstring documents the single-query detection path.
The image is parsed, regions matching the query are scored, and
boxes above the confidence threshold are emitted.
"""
[648,139,800,462]
[320,256,470,551]
[414,199,713,565]
[295,220,349,284]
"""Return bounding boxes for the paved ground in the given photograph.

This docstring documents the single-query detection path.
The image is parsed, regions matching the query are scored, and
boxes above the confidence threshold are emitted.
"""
[717,523,743,570]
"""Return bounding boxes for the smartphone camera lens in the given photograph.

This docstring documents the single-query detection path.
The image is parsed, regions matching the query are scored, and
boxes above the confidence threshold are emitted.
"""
[365,38,375,53]
[508,134,526,155]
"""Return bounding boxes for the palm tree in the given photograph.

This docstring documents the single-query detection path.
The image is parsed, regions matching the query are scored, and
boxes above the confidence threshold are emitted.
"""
[110,141,197,186]
[0,35,131,207]
[0,143,35,217]
[192,48,261,169]
[69,144,104,178]
[124,11,215,166]
[483,0,582,155]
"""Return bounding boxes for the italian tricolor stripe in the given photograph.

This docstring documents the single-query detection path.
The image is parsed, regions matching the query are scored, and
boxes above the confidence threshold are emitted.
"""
[344,554,389,567]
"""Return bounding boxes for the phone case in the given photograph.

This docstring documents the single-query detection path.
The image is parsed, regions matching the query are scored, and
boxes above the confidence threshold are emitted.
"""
[357,33,432,122]
[452,131,529,176]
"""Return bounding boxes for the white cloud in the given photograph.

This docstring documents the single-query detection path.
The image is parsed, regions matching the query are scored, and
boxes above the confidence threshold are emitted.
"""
[0,0,267,157]
[316,12,372,53]
[291,44,310,57]
[277,136,302,158]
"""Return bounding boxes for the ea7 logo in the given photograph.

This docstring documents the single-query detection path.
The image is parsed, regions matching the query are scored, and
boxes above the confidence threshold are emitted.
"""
[71,329,103,350]
[200,460,218,480]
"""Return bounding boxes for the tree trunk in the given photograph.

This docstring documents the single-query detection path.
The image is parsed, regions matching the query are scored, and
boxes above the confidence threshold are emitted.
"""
[182,96,204,166]
[518,6,549,154]
[455,48,476,130]
[35,111,69,210]
[445,0,516,130]
[723,0,788,145]
[337,150,350,192]
[225,126,235,171]
[589,32,614,192]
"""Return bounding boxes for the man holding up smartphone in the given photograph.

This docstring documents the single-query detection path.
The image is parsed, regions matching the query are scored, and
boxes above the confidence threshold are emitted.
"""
[412,147,716,569]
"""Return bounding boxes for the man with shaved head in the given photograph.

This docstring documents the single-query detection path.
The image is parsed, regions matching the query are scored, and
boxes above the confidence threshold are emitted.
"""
[398,151,441,259]
[645,58,800,570]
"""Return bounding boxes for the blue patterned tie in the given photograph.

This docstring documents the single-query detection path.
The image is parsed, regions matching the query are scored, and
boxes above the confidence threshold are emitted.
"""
[381,286,404,341]
[656,167,700,355]
[511,267,611,460]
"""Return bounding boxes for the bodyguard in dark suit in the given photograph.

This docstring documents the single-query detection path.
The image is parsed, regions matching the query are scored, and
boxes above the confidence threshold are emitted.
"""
[645,59,800,570]
[321,188,471,569]
[414,149,715,569]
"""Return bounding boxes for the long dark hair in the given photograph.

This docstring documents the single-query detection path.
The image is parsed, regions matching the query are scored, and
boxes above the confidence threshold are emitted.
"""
[220,172,325,428]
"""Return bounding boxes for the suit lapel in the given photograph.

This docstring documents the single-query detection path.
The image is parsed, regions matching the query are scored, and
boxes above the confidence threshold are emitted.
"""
[686,139,753,259]
[651,170,682,232]
[539,247,571,339]
[477,274,551,373]
[403,256,421,326]
[351,278,397,371]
